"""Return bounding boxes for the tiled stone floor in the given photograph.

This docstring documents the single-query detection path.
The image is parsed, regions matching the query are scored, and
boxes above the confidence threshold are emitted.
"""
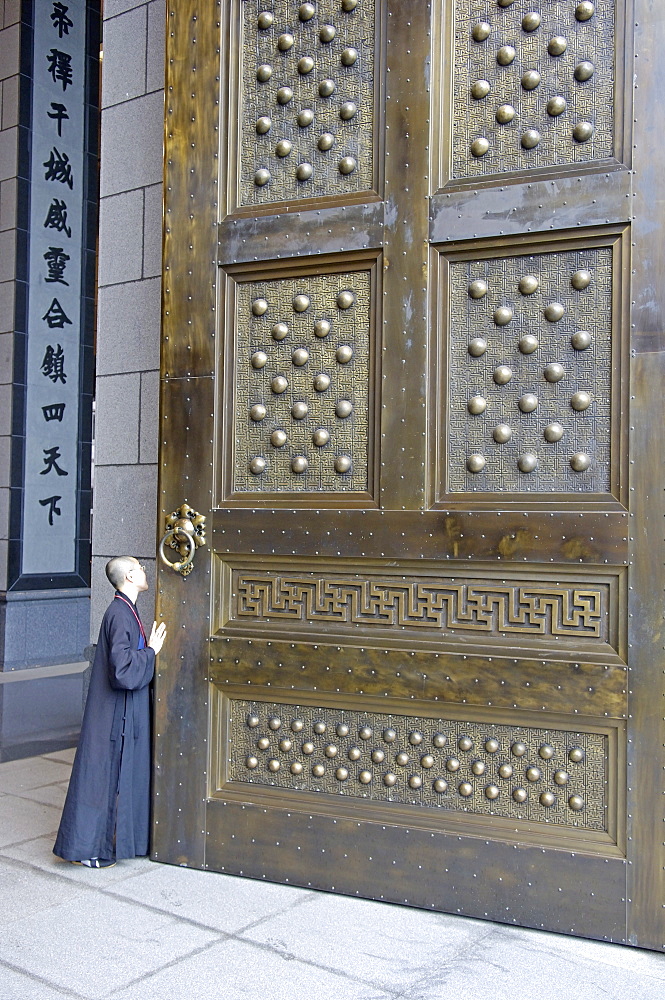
[0,750,664,1000]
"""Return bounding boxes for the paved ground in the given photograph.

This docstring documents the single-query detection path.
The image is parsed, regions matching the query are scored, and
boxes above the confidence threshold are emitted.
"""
[1,751,664,1000]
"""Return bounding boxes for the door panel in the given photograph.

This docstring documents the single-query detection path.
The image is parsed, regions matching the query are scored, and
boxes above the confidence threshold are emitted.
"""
[156,0,665,950]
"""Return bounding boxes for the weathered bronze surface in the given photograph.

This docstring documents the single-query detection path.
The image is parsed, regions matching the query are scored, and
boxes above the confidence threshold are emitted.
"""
[155,0,664,951]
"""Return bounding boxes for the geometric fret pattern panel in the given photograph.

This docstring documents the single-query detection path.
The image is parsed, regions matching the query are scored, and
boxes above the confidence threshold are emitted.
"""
[227,700,608,831]
[232,570,609,642]
[232,271,371,493]
[240,0,375,207]
[446,246,613,493]
[453,0,615,179]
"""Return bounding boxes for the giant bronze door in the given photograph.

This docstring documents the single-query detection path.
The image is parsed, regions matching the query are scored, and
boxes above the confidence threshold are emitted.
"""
[154,1,665,949]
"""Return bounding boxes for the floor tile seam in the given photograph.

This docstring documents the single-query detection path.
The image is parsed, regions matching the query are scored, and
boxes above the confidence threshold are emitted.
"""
[0,828,60,851]
[102,935,231,999]
[0,853,104,900]
[0,956,93,1000]
[226,884,319,935]
[225,932,404,997]
[387,924,501,998]
[487,930,665,981]
[2,779,71,797]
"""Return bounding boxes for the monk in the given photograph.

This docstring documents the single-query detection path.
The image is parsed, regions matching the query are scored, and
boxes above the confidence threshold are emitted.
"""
[54,557,166,868]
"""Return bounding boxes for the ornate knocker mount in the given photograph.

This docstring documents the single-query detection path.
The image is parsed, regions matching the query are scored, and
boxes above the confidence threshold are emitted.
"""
[158,501,206,576]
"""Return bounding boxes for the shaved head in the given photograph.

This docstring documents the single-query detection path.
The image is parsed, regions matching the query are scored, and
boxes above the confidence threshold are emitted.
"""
[105,556,139,588]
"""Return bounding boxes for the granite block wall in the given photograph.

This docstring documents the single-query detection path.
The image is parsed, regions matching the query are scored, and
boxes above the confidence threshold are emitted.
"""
[91,0,164,635]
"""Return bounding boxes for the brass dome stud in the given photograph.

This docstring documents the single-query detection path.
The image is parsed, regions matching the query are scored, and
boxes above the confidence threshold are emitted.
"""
[571,330,592,350]
[571,269,592,290]
[383,728,397,743]
[291,719,304,733]
[276,87,294,105]
[544,363,565,382]
[270,429,287,448]
[568,794,585,811]
[574,61,595,82]
[467,396,487,415]
[395,751,410,767]
[277,33,294,51]
[513,787,527,802]
[493,365,513,384]
[472,22,491,42]
[246,756,259,769]
[446,757,461,772]
[496,104,515,124]
[466,453,486,473]
[299,3,315,21]
[468,279,488,298]
[543,422,564,443]
[256,64,273,83]
[573,121,594,143]
[296,162,313,181]
[359,769,373,784]
[257,12,274,29]
[293,294,310,312]
[382,772,397,787]
[271,375,288,394]
[544,301,565,322]
[471,80,491,99]
[297,57,314,75]
[252,297,268,315]
[433,733,447,748]
[254,168,271,186]
[493,423,512,444]
[312,763,325,777]
[517,453,538,473]
[433,778,448,793]
[470,137,490,157]
[518,335,539,354]
[275,139,292,157]
[251,351,268,369]
[409,775,423,789]
[468,338,487,357]
[570,391,591,411]
[256,116,272,134]
[297,108,315,127]
[312,428,330,447]
[485,784,500,800]
[249,456,266,474]
[458,736,473,751]
[336,344,353,363]
[484,739,499,753]
[338,156,357,175]
[521,70,541,91]
[314,319,331,337]
[547,96,567,117]
[250,404,267,421]
[519,274,539,295]
[553,770,569,785]
[494,306,513,325]
[292,348,310,366]
[570,452,591,471]
[540,791,555,807]
[334,455,352,473]
[497,46,516,66]
[341,47,358,66]
[518,393,538,413]
[498,763,513,779]
[521,129,541,149]
[271,322,289,340]
[548,36,567,56]
[318,133,335,151]
[522,12,541,32]
[313,373,331,391]
[335,767,349,781]
[319,24,336,43]
[318,79,336,97]
[337,290,355,309]
[335,399,353,418]
[340,101,357,120]
[291,402,309,420]
[458,782,473,797]
[575,2,595,21]
[342,0,358,9]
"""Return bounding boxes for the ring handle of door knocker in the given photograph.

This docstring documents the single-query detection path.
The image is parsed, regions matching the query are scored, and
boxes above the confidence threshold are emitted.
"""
[159,528,196,575]
[158,502,206,577]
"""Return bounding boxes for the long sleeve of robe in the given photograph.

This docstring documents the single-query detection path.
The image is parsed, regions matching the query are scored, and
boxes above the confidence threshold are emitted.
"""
[54,593,155,862]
